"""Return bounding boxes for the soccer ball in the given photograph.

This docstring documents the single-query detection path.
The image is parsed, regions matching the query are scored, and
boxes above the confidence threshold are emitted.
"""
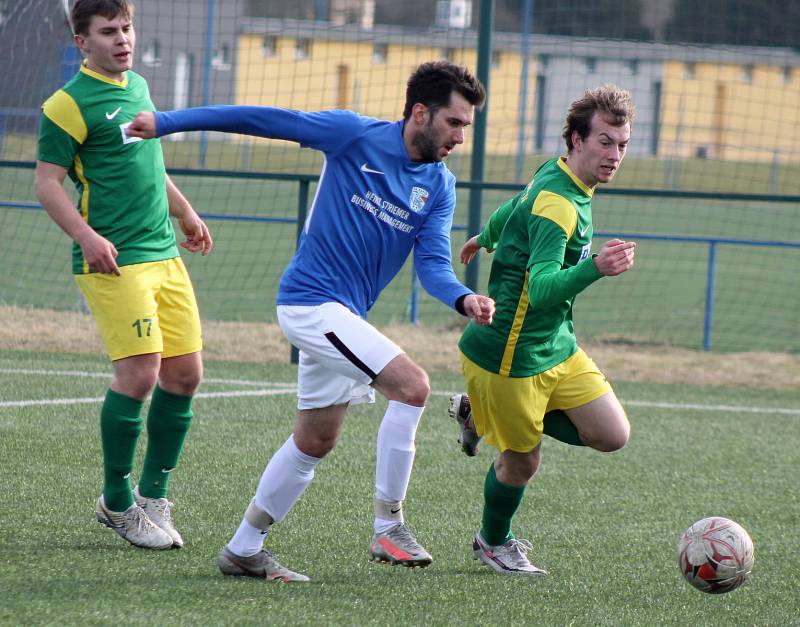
[677,516,754,594]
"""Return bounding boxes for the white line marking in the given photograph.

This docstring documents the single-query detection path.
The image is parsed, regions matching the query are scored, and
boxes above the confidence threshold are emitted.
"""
[2,367,798,415]
[0,368,293,387]
[2,388,798,415]
[622,399,800,415]
[0,388,297,408]
[1,396,107,408]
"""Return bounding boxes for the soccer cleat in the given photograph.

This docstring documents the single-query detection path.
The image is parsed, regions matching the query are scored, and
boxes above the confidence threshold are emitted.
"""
[472,531,547,576]
[134,485,184,548]
[370,523,432,568]
[449,393,481,456]
[95,495,173,549]
[217,545,310,582]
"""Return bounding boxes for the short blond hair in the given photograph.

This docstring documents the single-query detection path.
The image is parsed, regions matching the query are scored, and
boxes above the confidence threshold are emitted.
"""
[562,85,635,151]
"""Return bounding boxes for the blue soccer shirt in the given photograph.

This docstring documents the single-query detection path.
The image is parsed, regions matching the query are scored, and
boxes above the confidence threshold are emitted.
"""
[156,106,472,317]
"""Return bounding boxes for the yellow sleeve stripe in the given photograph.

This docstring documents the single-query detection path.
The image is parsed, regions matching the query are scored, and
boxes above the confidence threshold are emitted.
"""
[531,190,577,238]
[42,90,87,144]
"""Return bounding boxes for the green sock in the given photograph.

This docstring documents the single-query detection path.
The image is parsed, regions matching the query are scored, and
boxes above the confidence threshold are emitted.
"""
[480,463,526,547]
[101,389,144,511]
[543,409,586,446]
[139,386,193,499]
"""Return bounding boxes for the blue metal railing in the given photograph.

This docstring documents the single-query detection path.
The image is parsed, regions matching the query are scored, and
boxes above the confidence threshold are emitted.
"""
[4,159,799,350]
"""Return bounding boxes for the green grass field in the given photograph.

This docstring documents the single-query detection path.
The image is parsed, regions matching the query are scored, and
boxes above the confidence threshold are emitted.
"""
[2,349,799,625]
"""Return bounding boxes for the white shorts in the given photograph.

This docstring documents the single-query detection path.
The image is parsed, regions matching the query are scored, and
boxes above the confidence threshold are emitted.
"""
[277,303,404,410]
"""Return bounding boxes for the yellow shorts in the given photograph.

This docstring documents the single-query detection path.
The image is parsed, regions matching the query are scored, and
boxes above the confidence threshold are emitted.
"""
[75,257,202,362]
[460,348,612,453]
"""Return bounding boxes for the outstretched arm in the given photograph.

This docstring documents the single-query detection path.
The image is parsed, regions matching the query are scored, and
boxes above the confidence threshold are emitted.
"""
[127,106,300,139]
[126,106,364,153]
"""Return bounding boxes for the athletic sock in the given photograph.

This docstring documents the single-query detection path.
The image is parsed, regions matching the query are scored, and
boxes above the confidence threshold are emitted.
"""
[543,409,586,446]
[139,386,193,499]
[480,463,526,547]
[101,389,144,511]
[374,401,424,533]
[228,435,320,557]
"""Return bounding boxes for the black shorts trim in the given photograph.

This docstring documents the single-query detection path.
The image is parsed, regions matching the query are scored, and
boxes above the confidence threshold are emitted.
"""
[324,331,377,381]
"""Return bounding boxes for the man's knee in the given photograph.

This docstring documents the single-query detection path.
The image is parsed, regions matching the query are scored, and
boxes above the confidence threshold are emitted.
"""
[293,406,347,458]
[294,431,337,458]
[495,447,541,485]
[159,354,203,396]
[112,354,160,399]
[586,419,630,452]
[375,356,430,406]
[399,365,430,406]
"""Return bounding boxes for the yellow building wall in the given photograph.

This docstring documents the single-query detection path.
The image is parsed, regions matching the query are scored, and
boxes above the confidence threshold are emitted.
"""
[236,35,799,163]
[236,34,536,156]
[660,61,800,162]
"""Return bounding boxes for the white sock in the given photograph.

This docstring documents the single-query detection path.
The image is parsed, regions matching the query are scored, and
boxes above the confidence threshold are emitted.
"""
[374,401,424,533]
[227,518,267,557]
[227,435,321,556]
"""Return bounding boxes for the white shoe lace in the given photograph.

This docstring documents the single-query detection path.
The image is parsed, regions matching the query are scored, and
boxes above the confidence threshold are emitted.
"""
[387,524,421,549]
[126,505,159,535]
[149,498,174,523]
[498,538,534,568]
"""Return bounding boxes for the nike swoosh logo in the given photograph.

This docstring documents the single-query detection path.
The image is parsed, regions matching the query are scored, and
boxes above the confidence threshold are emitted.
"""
[106,107,122,120]
[579,225,590,237]
[390,507,401,514]
[122,472,131,479]
[360,162,385,175]
[161,467,174,474]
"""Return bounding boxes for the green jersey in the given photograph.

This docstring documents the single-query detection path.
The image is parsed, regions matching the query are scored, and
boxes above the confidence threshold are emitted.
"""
[38,63,177,274]
[459,157,604,377]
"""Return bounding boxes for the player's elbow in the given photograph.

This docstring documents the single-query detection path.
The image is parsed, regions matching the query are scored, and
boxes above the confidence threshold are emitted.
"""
[34,175,54,206]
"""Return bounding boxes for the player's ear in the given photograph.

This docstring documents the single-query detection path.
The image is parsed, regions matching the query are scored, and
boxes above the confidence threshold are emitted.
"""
[74,33,89,53]
[410,102,429,125]
[572,130,583,152]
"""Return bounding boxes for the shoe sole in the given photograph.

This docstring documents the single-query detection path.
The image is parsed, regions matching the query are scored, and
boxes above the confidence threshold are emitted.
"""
[218,551,266,578]
[218,552,309,582]
[370,552,432,568]
[449,394,480,457]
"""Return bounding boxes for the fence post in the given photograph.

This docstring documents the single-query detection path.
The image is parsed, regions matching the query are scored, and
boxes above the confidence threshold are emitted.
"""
[702,241,717,351]
[409,268,420,323]
[199,0,215,168]
[514,0,533,183]
[465,0,494,292]
[290,180,310,364]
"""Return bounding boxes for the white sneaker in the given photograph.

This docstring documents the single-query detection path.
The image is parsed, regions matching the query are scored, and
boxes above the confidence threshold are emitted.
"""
[134,486,184,548]
[472,531,547,576]
[218,546,311,582]
[95,495,173,550]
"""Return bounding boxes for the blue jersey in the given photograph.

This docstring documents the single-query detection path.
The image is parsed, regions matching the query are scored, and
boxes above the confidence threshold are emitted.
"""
[156,106,472,317]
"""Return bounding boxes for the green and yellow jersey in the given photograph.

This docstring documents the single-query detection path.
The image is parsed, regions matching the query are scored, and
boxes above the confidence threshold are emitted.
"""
[38,62,177,274]
[459,157,604,377]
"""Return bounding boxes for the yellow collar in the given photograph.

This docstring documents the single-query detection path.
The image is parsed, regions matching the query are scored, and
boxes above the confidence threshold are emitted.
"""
[557,157,594,197]
[80,60,128,88]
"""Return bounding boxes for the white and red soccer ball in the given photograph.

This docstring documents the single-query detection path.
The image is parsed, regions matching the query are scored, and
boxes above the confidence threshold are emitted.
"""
[677,516,754,594]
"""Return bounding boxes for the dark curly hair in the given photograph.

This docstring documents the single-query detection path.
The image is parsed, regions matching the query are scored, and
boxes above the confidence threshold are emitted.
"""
[403,61,486,120]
